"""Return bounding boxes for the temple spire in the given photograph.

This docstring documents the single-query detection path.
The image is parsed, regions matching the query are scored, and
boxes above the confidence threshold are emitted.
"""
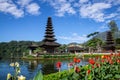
[40,17,61,53]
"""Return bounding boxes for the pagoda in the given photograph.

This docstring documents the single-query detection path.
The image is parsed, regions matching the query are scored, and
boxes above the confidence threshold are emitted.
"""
[103,31,115,52]
[40,17,61,53]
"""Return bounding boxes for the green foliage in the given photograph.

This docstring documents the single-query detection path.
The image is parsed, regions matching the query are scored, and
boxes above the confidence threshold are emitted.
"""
[34,54,120,80]
[33,71,43,80]
[0,41,42,58]
[26,55,36,59]
[33,47,44,54]
[85,38,103,48]
[116,38,120,44]
[57,44,67,53]
[83,54,104,57]
[108,20,119,33]
[43,69,74,80]
[87,32,99,38]
[43,54,75,58]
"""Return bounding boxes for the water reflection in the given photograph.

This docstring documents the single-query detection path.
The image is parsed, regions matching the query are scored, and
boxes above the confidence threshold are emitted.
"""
[0,58,88,80]
[28,60,38,72]
[42,63,57,74]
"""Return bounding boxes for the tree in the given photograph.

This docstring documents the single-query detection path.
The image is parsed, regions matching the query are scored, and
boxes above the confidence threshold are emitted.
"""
[87,32,99,38]
[108,20,119,33]
[0,41,42,58]
[115,38,120,49]
[108,20,119,46]
[116,38,120,44]
[57,44,67,53]
[33,47,44,54]
[85,38,103,53]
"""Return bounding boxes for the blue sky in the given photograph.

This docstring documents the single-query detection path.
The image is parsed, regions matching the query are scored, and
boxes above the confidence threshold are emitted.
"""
[0,0,120,44]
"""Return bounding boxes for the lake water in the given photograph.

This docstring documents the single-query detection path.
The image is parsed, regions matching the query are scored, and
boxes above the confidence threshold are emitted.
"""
[0,58,88,80]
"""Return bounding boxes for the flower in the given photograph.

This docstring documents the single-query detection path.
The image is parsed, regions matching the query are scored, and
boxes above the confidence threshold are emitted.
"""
[101,55,104,59]
[7,73,11,80]
[89,58,95,65]
[9,62,21,79]
[73,57,81,63]
[68,62,74,67]
[73,57,78,63]
[18,75,26,80]
[75,66,80,73]
[96,63,100,67]
[117,59,120,63]
[56,62,61,69]
[17,69,21,73]
[77,59,81,63]
[10,63,15,67]
[15,62,19,67]
[87,69,91,74]
[109,60,113,64]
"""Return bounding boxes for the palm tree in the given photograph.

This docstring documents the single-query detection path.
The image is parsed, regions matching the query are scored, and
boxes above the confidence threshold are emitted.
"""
[87,32,99,38]
[87,32,100,53]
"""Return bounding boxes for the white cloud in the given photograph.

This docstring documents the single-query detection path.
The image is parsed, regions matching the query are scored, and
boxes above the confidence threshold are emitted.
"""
[42,0,120,22]
[17,0,32,7]
[80,3,111,22]
[26,3,40,15]
[58,33,88,43]
[0,0,40,18]
[79,0,88,3]
[0,1,24,18]
[55,3,76,16]
[43,0,76,17]
[104,13,117,19]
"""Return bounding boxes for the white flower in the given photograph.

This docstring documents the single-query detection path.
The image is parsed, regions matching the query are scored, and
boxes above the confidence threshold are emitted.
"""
[17,69,21,73]
[10,63,15,67]
[15,62,19,67]
[7,73,11,80]
[18,75,26,80]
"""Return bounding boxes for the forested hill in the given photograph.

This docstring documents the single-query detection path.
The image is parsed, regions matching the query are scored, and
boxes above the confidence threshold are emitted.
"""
[0,41,41,58]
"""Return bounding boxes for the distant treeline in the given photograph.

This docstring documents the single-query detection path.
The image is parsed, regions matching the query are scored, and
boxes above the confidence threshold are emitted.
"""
[0,41,41,58]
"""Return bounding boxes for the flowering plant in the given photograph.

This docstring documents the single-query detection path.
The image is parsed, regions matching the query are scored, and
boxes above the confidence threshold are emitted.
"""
[7,62,26,80]
[48,53,120,80]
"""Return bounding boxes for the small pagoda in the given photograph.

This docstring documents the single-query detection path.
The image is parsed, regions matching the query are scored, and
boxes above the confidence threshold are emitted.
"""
[40,17,61,53]
[103,31,115,52]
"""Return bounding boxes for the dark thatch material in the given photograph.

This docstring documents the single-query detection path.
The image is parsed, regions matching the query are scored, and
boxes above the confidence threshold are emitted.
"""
[40,17,61,53]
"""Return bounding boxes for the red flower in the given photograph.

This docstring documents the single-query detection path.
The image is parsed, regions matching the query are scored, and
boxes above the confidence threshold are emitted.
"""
[77,59,81,63]
[96,63,100,67]
[109,60,113,64]
[101,59,104,63]
[117,60,120,63]
[89,58,95,65]
[73,57,78,63]
[56,62,61,69]
[75,66,80,73]
[87,69,91,74]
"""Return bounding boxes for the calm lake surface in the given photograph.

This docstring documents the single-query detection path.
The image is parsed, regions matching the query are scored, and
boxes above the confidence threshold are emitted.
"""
[0,58,88,80]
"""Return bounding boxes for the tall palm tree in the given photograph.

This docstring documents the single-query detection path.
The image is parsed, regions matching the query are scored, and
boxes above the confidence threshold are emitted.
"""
[87,32,99,38]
